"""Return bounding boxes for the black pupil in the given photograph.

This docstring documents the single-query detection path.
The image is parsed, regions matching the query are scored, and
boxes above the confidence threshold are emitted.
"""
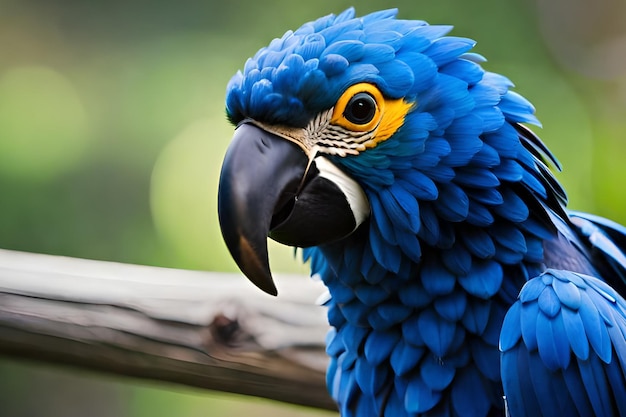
[345,92,376,125]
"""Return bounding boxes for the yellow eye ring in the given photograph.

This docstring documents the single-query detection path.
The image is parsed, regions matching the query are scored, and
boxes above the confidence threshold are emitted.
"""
[330,83,414,149]
[331,83,384,132]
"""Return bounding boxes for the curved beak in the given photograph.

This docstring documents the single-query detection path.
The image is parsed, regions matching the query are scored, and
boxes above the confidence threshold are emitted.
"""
[218,122,369,295]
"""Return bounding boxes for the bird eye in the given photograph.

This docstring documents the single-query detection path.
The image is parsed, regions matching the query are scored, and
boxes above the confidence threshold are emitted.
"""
[330,82,412,150]
[344,92,377,125]
[331,83,385,133]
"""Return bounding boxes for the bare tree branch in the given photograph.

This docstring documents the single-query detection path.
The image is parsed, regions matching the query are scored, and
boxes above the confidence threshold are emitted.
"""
[0,249,335,411]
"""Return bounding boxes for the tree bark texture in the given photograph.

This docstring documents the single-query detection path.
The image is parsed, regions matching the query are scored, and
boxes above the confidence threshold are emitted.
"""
[0,249,335,411]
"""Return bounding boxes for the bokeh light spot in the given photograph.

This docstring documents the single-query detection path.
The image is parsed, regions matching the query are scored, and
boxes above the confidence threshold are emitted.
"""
[0,66,91,181]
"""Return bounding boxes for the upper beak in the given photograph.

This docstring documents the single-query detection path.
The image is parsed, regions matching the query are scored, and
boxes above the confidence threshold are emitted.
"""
[217,122,368,295]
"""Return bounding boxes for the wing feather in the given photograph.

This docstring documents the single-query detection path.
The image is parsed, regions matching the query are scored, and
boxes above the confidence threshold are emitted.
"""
[500,269,626,417]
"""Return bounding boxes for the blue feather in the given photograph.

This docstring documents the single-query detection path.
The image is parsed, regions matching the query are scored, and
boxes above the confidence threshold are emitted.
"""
[321,40,364,62]
[425,37,476,67]
[579,290,612,363]
[457,260,503,300]
[402,315,426,347]
[377,60,416,98]
[418,203,441,245]
[421,354,457,390]
[421,257,456,296]
[493,158,524,182]
[327,302,346,328]
[552,277,582,309]
[413,136,451,170]
[441,59,484,86]
[362,43,396,64]
[454,167,500,188]
[389,185,422,232]
[364,330,400,366]
[318,19,360,42]
[366,308,386,331]
[441,244,472,275]
[330,280,356,304]
[500,351,525,415]
[460,227,496,259]
[450,367,492,417]
[391,338,425,376]
[480,71,514,94]
[369,224,401,273]
[490,223,527,253]
[368,194,397,245]
[526,350,563,416]
[399,52,439,93]
[319,53,349,76]
[424,164,455,183]
[405,375,442,414]
[475,106,505,134]
[518,216,556,240]
[494,244,525,264]
[360,8,398,24]
[523,236,544,263]
[499,90,540,125]
[353,395,376,417]
[377,303,413,325]
[460,52,487,63]
[579,357,612,416]
[410,24,454,42]
[446,120,485,153]
[363,30,404,50]
[466,187,503,205]
[470,141,501,167]
[535,309,570,370]
[354,283,389,306]
[293,34,326,59]
[470,339,500,381]
[340,299,369,326]
[421,74,473,118]
[563,366,593,416]
[434,291,467,321]
[498,300,521,351]
[468,82,501,107]
[397,281,432,309]
[562,306,589,360]
[383,389,406,416]
[436,183,470,222]
[494,188,529,222]
[519,298,539,351]
[397,172,438,201]
[606,358,626,416]
[482,123,521,159]
[418,309,457,357]
[326,328,343,357]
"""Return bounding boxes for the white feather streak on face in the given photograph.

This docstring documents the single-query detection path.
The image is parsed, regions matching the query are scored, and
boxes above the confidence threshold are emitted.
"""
[314,156,370,229]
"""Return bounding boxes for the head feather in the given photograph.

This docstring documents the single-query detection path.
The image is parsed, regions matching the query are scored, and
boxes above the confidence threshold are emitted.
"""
[226,8,445,126]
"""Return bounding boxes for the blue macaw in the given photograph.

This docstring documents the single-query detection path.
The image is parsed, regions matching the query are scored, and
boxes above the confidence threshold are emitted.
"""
[217,8,626,417]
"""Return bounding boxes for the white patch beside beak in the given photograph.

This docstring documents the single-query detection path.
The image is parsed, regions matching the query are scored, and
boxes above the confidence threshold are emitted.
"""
[314,156,370,230]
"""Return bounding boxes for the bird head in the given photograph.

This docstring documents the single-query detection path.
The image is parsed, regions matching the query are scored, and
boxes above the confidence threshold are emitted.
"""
[218,8,540,295]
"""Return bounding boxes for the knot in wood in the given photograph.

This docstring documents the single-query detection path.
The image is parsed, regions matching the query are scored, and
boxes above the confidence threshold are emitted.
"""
[210,313,240,344]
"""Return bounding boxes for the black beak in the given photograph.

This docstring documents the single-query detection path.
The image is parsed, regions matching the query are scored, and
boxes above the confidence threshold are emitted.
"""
[218,123,368,295]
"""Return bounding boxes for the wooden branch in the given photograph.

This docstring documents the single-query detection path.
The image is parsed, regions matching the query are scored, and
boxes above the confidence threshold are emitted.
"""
[0,249,335,411]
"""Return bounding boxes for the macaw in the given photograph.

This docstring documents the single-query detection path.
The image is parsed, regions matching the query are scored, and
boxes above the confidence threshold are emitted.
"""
[217,8,626,417]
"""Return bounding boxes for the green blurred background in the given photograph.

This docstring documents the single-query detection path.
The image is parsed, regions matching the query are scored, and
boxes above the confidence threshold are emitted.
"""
[0,0,625,415]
